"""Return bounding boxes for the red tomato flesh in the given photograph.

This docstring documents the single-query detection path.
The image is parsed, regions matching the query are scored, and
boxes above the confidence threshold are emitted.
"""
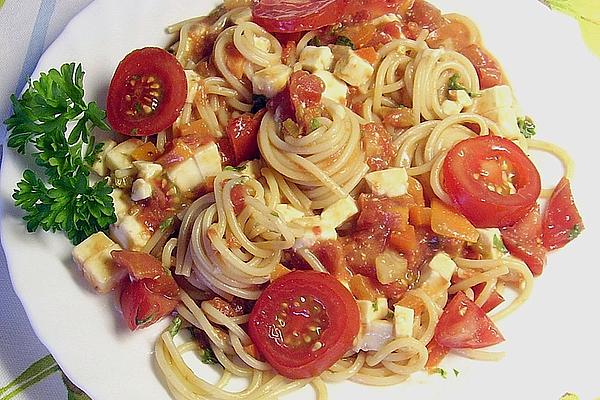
[460,44,504,89]
[107,47,187,136]
[248,271,360,379]
[222,110,265,166]
[442,135,541,228]
[542,177,584,250]
[501,205,547,276]
[252,0,344,33]
[434,291,504,349]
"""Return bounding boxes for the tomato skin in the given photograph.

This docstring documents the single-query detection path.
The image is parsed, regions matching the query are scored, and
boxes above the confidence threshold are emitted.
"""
[112,250,164,280]
[501,205,547,276]
[442,135,541,228]
[248,271,360,379]
[252,0,343,33]
[542,178,584,250]
[107,47,187,136]
[222,110,265,166]
[460,44,503,89]
[434,291,504,349]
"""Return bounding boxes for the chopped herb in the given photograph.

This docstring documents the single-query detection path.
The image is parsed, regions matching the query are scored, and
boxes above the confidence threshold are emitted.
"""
[386,311,395,320]
[251,94,268,113]
[271,211,280,217]
[159,216,175,232]
[448,73,479,97]
[200,346,220,365]
[113,175,133,189]
[168,316,183,338]
[135,314,155,327]
[432,367,448,378]
[452,368,460,377]
[6,63,116,245]
[224,165,245,172]
[560,393,580,400]
[517,116,536,138]
[568,224,582,241]
[372,301,379,312]
[335,36,355,50]
[307,36,322,47]
[493,235,508,254]
[309,118,321,132]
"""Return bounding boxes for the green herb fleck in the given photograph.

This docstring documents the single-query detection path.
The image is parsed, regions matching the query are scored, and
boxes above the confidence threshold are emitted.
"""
[432,367,448,378]
[335,36,355,49]
[168,316,183,338]
[517,116,536,138]
[271,211,279,217]
[200,347,220,365]
[160,216,175,232]
[5,63,116,245]
[251,94,268,114]
[453,368,460,377]
[135,314,155,327]
[372,301,379,312]
[493,235,508,254]
[568,224,582,241]
[307,36,322,47]
[448,73,479,97]
[309,118,321,132]
[224,165,245,172]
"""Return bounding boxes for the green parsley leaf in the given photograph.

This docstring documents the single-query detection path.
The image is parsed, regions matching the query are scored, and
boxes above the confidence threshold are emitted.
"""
[200,347,220,365]
[168,316,183,338]
[5,63,116,245]
[453,368,460,377]
[160,216,175,232]
[448,73,479,97]
[0,355,59,398]
[517,116,537,138]
[251,94,268,114]
[432,367,448,378]
[568,224,582,241]
[372,301,379,312]
[224,165,245,172]
[493,235,509,254]
[335,36,355,49]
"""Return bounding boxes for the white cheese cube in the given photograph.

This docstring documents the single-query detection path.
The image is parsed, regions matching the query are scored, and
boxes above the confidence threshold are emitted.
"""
[334,49,375,87]
[429,252,457,281]
[167,157,203,193]
[375,250,408,285]
[110,215,152,251]
[482,107,521,139]
[394,305,415,338]
[442,99,463,115]
[254,36,272,53]
[131,179,153,202]
[239,160,261,179]
[110,188,131,220]
[299,45,334,72]
[472,85,514,114]
[449,89,474,108]
[105,139,143,171]
[81,244,127,294]
[320,196,358,228]
[133,161,163,181]
[476,228,506,260]
[364,167,409,198]
[293,225,337,250]
[252,64,292,98]
[355,320,394,352]
[312,70,348,105]
[357,298,389,324]
[193,143,222,180]
[92,140,117,177]
[72,232,116,269]
[275,204,305,223]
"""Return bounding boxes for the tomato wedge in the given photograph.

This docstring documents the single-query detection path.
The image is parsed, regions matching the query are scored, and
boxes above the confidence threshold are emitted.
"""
[220,110,265,166]
[434,291,504,349]
[113,250,180,330]
[107,47,187,136]
[442,135,541,228]
[248,270,360,379]
[501,205,547,276]
[542,177,584,250]
[252,0,343,33]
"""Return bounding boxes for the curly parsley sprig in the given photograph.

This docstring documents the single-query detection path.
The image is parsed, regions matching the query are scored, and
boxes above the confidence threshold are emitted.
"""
[5,63,116,245]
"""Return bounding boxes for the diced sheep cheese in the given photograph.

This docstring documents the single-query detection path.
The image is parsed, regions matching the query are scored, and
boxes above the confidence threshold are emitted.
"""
[252,64,292,98]
[72,232,126,294]
[448,89,474,108]
[429,252,457,281]
[472,85,514,114]
[419,252,456,302]
[254,36,272,53]
[375,250,408,285]
[482,107,521,139]
[299,45,334,72]
[334,49,374,87]
[167,157,203,193]
[476,228,506,259]
[320,196,358,228]
[364,167,409,197]
[312,70,348,105]
[105,139,143,171]
[353,320,394,352]
[110,214,152,251]
[239,160,262,179]
[293,225,337,250]
[133,161,163,180]
[393,305,415,338]
[131,179,153,202]
[275,204,306,223]
[193,142,222,180]
[92,140,117,177]
[357,298,389,324]
[442,99,463,116]
[110,188,131,220]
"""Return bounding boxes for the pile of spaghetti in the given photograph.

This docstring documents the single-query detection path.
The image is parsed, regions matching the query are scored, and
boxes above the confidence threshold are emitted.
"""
[77,0,585,398]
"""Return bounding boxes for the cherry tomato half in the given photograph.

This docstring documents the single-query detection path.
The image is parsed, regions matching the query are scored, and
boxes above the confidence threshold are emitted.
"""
[248,270,360,379]
[542,177,584,251]
[107,47,187,136]
[434,291,504,349]
[252,0,344,33]
[442,135,541,228]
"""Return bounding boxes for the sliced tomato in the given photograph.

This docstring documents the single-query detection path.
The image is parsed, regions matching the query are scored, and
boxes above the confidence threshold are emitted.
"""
[342,226,389,277]
[542,178,584,250]
[221,110,265,166]
[137,185,174,231]
[434,291,504,349]
[472,283,505,313]
[311,240,352,283]
[501,205,547,276]
[252,0,344,33]
[460,44,503,89]
[425,337,450,369]
[442,135,541,228]
[112,250,164,281]
[107,47,187,136]
[361,123,395,171]
[120,279,179,330]
[248,270,360,379]
[405,0,444,31]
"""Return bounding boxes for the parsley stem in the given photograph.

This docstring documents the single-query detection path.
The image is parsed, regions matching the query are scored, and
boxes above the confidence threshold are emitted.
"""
[0,355,59,400]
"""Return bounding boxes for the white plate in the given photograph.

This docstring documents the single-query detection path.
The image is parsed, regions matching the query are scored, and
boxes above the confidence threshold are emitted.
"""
[2,0,600,399]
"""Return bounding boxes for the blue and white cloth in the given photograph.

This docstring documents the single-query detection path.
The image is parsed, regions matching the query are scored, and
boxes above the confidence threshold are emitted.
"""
[1,1,92,398]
